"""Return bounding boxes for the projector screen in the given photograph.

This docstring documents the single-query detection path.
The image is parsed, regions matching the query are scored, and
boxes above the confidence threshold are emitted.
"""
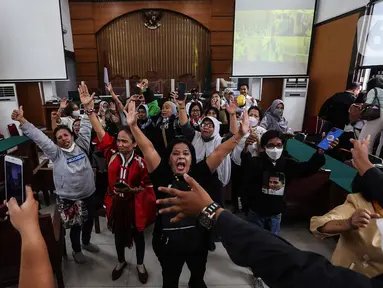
[232,0,316,77]
[361,0,383,67]
[0,0,67,81]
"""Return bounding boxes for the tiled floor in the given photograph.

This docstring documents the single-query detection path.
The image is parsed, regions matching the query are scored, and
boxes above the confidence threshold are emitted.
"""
[60,216,336,288]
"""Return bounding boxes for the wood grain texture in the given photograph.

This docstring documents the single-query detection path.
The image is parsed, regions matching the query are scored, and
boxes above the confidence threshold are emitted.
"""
[69,2,93,19]
[73,34,97,49]
[211,46,233,60]
[76,77,99,90]
[212,60,231,74]
[89,2,211,32]
[76,63,98,77]
[211,32,233,46]
[75,49,98,63]
[211,0,235,17]
[211,17,234,32]
[306,13,359,117]
[71,19,95,35]
[259,79,284,111]
[16,83,45,127]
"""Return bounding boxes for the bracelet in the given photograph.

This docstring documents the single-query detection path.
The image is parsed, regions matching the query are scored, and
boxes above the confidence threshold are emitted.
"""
[179,107,185,110]
[85,109,95,115]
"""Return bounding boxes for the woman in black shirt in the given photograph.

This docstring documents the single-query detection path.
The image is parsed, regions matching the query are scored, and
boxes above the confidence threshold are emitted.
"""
[124,101,249,288]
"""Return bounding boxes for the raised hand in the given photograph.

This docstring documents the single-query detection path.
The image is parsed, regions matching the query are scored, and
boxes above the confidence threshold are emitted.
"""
[78,81,95,109]
[125,100,138,127]
[106,82,114,94]
[59,98,68,109]
[239,110,249,136]
[350,135,373,175]
[11,106,25,123]
[157,174,214,223]
[225,102,237,115]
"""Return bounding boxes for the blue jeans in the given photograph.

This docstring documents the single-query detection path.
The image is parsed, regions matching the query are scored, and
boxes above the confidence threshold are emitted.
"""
[247,210,282,235]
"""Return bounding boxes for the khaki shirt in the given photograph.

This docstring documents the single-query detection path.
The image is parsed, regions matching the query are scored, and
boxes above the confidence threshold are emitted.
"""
[310,193,383,278]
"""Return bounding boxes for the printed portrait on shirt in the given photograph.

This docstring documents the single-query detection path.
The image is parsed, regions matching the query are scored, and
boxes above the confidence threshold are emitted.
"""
[262,172,285,196]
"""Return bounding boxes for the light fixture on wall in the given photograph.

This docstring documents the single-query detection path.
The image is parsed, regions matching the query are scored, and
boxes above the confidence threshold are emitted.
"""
[143,10,163,30]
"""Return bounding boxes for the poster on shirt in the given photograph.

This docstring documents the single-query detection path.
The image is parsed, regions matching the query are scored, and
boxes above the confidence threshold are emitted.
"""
[262,172,286,196]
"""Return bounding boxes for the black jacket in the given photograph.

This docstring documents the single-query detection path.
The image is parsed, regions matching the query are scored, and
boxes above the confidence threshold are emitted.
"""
[319,91,355,129]
[241,151,325,216]
[213,210,383,288]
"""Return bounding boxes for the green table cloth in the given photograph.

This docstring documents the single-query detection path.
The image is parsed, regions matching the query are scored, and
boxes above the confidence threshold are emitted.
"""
[286,139,357,193]
[0,136,30,153]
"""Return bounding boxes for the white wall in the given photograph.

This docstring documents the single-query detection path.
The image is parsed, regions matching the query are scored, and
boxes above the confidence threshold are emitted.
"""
[60,0,74,52]
[315,0,369,24]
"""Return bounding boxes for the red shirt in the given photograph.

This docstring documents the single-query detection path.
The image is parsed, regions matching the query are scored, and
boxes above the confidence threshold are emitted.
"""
[97,133,156,231]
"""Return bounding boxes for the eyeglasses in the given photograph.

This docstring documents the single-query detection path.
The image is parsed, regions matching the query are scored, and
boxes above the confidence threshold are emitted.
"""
[191,109,200,113]
[201,123,214,128]
[265,143,283,149]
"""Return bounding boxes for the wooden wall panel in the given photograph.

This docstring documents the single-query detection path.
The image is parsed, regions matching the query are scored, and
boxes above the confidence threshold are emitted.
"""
[16,83,45,127]
[90,2,212,32]
[76,77,99,89]
[211,17,233,31]
[211,0,235,17]
[76,63,98,77]
[71,19,94,35]
[259,79,284,111]
[75,49,98,63]
[211,46,233,60]
[73,34,97,49]
[69,2,93,19]
[306,13,360,119]
[211,32,233,46]
[212,60,231,74]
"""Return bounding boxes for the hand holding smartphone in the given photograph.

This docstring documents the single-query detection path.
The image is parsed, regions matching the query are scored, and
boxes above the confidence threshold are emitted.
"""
[318,128,343,151]
[5,156,25,205]
[177,82,187,101]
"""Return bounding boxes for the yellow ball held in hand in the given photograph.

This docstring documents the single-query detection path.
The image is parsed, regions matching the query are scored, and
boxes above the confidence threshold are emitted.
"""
[237,95,246,107]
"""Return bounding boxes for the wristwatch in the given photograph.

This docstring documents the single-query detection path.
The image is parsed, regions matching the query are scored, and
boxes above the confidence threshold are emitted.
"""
[198,202,221,230]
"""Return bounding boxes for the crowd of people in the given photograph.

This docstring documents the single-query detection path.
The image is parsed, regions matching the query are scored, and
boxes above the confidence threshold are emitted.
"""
[4,76,383,288]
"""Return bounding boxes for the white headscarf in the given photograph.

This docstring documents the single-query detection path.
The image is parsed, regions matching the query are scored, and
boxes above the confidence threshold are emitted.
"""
[192,116,231,186]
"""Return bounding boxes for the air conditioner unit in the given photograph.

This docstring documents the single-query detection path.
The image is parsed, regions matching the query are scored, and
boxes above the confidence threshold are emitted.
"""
[0,83,17,102]
[282,78,309,132]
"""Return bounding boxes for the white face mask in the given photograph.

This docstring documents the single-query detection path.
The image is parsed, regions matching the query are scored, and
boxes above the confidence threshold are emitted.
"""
[248,116,259,128]
[72,110,80,118]
[265,147,283,161]
[60,142,75,153]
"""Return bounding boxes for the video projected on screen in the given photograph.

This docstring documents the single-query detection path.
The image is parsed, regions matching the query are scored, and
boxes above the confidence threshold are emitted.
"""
[233,0,316,77]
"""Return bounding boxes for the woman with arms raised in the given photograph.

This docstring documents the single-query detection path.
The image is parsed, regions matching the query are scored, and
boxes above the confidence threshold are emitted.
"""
[125,100,248,288]
[11,82,99,264]
[89,98,156,284]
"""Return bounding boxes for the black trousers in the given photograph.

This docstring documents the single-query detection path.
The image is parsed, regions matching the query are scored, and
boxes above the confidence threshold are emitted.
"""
[70,194,95,253]
[230,161,243,211]
[152,233,208,288]
[115,227,145,264]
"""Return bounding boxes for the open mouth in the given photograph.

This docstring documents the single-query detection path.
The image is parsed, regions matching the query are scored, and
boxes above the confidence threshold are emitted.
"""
[176,161,186,173]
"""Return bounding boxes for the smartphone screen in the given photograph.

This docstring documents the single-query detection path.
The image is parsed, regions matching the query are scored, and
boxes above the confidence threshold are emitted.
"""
[5,158,24,205]
[318,128,344,150]
[177,82,186,101]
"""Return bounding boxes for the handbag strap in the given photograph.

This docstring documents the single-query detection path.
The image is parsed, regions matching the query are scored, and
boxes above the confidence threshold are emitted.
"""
[372,88,380,106]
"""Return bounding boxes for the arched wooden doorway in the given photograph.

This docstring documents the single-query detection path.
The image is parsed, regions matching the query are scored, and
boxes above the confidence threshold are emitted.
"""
[96,9,211,94]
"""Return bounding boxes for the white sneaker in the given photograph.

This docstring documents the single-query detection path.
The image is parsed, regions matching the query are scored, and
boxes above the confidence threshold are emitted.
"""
[72,251,87,264]
[253,277,265,288]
